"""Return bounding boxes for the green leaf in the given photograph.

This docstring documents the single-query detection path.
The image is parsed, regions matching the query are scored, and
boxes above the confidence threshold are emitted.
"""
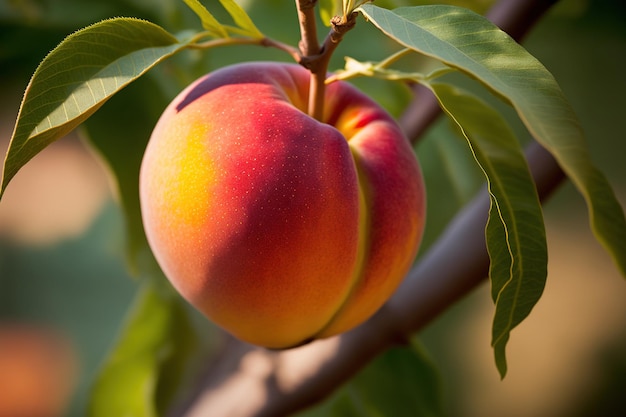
[358,3,626,278]
[218,0,264,38]
[399,0,496,14]
[88,282,198,417]
[182,0,228,37]
[426,82,547,378]
[0,17,189,199]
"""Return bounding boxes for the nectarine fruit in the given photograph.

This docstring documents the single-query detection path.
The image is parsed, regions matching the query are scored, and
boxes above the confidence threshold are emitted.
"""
[139,62,425,348]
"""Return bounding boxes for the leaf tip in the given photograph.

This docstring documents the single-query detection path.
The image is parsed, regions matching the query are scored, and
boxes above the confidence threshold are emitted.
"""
[492,334,509,380]
[0,167,14,202]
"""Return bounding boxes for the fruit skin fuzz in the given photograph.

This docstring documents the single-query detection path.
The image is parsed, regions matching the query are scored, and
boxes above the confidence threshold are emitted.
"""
[140,62,426,348]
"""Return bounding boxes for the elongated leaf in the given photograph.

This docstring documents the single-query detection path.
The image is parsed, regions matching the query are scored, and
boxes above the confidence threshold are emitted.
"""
[404,0,495,14]
[426,82,547,377]
[88,282,198,417]
[358,4,626,277]
[218,0,263,38]
[0,18,189,198]
[182,0,228,37]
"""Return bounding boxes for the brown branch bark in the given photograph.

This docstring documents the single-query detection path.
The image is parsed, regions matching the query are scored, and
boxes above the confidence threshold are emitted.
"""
[172,0,562,416]
[295,0,320,57]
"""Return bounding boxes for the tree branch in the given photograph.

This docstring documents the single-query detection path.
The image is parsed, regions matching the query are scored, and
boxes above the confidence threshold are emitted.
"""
[172,1,562,416]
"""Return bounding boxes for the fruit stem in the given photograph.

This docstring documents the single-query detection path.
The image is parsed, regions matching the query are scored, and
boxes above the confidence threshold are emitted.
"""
[311,13,357,120]
[295,0,323,120]
[296,6,358,121]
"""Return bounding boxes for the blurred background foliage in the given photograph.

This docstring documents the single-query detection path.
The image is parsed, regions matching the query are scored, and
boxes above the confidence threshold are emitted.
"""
[1,0,625,416]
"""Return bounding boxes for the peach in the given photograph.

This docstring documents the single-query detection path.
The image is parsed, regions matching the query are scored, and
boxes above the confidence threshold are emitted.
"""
[139,62,425,348]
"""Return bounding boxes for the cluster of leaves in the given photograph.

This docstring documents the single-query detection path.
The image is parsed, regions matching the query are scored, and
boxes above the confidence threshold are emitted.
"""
[1,0,625,415]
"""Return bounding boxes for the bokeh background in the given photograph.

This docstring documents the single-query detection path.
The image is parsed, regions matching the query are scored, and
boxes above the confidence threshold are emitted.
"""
[1,0,625,416]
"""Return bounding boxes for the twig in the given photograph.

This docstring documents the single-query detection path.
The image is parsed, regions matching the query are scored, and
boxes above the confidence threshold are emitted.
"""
[189,36,302,64]
[295,0,320,57]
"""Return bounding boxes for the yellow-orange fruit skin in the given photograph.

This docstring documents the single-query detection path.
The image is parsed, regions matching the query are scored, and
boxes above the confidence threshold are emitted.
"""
[140,62,425,348]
